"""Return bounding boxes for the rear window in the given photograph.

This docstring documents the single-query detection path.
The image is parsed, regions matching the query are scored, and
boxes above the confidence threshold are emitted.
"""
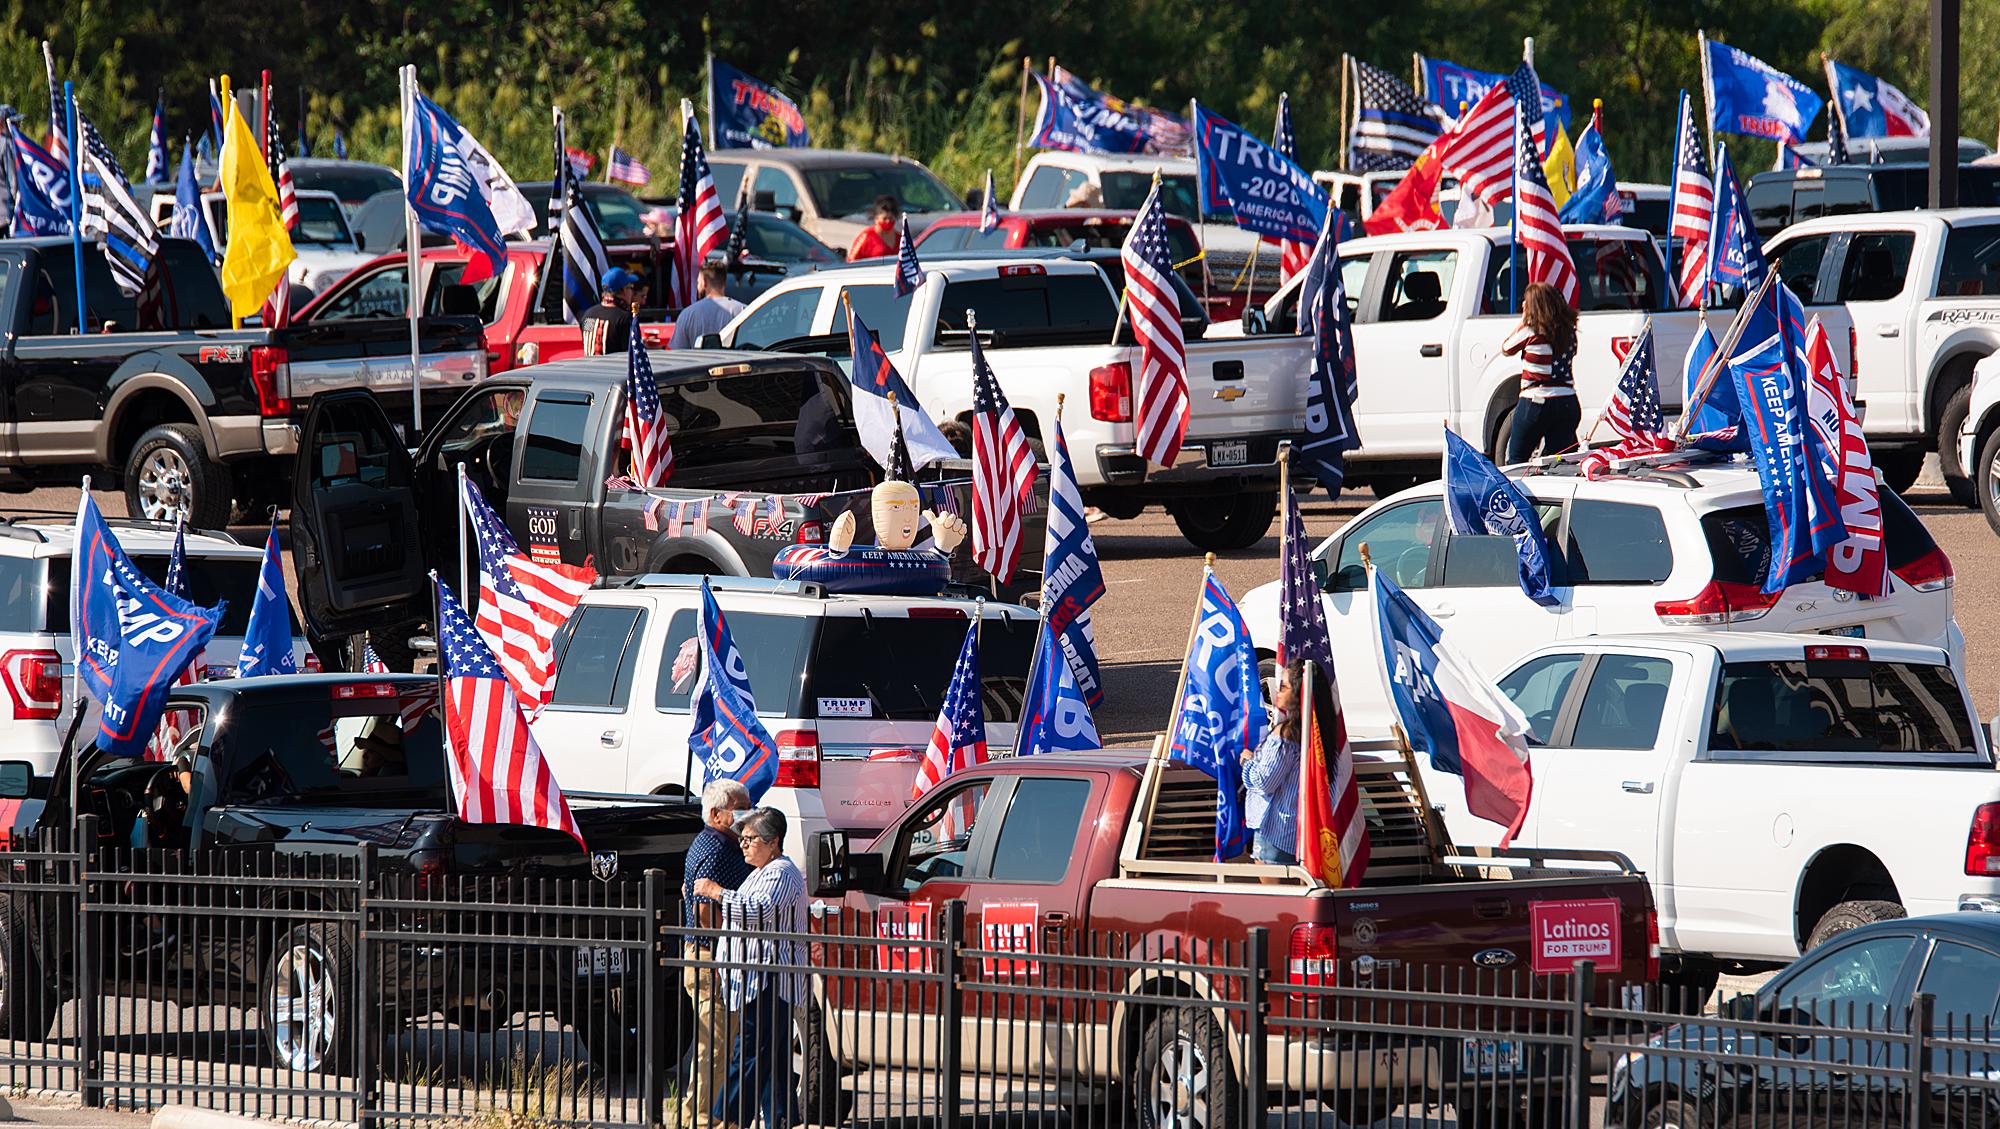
[809,613,1036,722]
[1702,489,1936,585]
[215,687,447,806]
[25,241,229,333]
[1708,659,1982,762]
[1483,238,1664,314]
[936,275,1118,337]
[0,557,45,632]
[47,555,299,638]
[1939,225,2000,298]
[660,368,857,482]
[654,609,816,716]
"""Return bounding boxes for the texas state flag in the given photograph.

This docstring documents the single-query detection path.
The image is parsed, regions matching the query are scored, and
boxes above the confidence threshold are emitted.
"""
[1374,571,1533,844]
[1825,59,1929,140]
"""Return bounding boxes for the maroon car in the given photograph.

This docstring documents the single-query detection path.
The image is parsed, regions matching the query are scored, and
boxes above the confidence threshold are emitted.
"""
[915,208,1233,318]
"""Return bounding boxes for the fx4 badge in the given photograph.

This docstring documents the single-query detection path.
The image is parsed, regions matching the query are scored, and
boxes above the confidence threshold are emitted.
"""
[197,345,246,364]
[590,851,620,882]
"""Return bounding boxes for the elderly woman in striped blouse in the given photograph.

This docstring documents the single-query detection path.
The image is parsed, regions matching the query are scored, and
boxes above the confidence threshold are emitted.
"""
[692,806,810,1129]
[1243,658,1303,866]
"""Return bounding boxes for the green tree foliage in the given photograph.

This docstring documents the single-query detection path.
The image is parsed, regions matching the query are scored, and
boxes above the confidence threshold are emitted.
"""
[9,0,1985,198]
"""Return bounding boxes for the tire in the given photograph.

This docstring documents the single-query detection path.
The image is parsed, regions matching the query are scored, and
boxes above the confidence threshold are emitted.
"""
[1369,475,1421,499]
[1489,406,1516,464]
[1977,427,2000,538]
[1637,1092,1710,1129]
[1455,1084,1563,1129]
[1135,1006,1242,1129]
[1875,447,1925,496]
[124,422,232,529]
[262,922,357,1074]
[1939,383,1976,507]
[797,1001,851,1125]
[1657,961,1720,1016]
[1169,491,1277,553]
[1806,899,1905,951]
[0,896,58,1040]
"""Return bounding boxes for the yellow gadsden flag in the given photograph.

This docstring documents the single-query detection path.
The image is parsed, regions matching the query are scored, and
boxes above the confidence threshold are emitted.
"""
[1541,125,1577,211]
[217,80,295,322]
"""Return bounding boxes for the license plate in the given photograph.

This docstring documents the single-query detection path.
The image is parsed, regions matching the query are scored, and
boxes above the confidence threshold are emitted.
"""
[575,946,626,975]
[1820,625,1866,639]
[1462,1038,1526,1076]
[1209,440,1249,468]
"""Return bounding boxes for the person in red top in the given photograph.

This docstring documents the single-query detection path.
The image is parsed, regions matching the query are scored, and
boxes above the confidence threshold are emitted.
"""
[1500,282,1580,463]
[847,195,901,260]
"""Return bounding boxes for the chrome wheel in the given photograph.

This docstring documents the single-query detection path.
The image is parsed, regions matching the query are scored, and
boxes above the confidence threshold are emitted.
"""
[1150,1031,1211,1129]
[270,942,337,1071]
[133,447,192,523]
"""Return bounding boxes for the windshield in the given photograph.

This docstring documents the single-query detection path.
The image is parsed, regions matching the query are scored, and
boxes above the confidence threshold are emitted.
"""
[804,164,961,219]
[290,165,402,209]
[586,187,650,240]
[291,196,353,247]
[1101,172,1207,221]
[1709,659,1981,762]
[214,686,448,806]
[744,213,837,263]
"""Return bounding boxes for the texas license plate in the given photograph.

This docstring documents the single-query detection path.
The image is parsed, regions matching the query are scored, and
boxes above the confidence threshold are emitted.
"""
[575,946,626,975]
[1820,625,1866,638]
[1462,1038,1526,1075]
[1209,440,1249,467]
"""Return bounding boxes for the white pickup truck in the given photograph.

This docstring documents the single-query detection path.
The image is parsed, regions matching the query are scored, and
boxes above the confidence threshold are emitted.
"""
[1409,630,2000,1000]
[1765,209,2000,503]
[1219,224,1702,494]
[716,253,1311,550]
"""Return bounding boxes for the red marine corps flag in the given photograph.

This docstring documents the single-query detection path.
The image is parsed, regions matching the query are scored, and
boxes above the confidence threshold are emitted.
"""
[1298,660,1369,888]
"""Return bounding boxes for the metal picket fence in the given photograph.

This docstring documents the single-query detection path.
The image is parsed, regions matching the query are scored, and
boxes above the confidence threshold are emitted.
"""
[1,828,1996,1128]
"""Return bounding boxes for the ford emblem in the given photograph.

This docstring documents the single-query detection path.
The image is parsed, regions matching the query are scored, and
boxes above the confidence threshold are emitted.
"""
[590,850,620,882]
[1472,948,1517,969]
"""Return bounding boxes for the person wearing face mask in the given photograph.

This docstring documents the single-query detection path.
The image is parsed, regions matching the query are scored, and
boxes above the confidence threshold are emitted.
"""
[847,195,901,260]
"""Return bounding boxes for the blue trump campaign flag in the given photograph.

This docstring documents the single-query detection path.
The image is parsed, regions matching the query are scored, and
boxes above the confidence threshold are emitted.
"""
[171,145,218,264]
[10,123,70,236]
[1042,409,1106,708]
[1189,102,1328,241]
[1682,323,1747,450]
[405,91,510,283]
[1558,108,1623,225]
[1296,207,1361,498]
[979,169,1000,234]
[1442,428,1559,606]
[893,218,924,297]
[1728,280,1847,593]
[847,305,957,473]
[1420,56,1569,135]
[1027,70,1152,155]
[1015,617,1100,757]
[1706,144,1766,292]
[236,519,298,678]
[1703,36,1824,144]
[70,494,223,757]
[689,577,779,800]
[1168,570,1262,861]
[708,57,810,150]
[145,94,168,184]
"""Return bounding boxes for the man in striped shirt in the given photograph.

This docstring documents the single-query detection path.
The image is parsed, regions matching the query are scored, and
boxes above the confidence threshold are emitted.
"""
[680,779,752,1129]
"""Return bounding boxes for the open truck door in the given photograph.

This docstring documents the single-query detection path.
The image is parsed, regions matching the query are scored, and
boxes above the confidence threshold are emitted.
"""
[290,390,428,665]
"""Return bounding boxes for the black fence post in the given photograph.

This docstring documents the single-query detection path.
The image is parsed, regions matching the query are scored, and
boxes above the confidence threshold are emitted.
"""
[1567,960,1595,1129]
[73,814,99,1109]
[641,868,669,1129]
[939,899,966,1129]
[352,844,377,1126]
[1243,929,1269,1129]
[1909,992,1934,1129]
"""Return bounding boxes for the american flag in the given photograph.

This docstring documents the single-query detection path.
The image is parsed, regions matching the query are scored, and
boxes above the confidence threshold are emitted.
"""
[1503,63,1550,158]
[42,42,65,164]
[434,577,584,849]
[1278,478,1333,669]
[1349,59,1442,172]
[1435,70,1528,208]
[910,619,986,803]
[622,324,673,486]
[461,474,597,713]
[1270,94,1312,283]
[207,79,224,155]
[1668,92,1714,309]
[1602,325,1664,442]
[893,218,925,297]
[1511,104,1578,306]
[361,642,391,674]
[1824,98,1849,166]
[607,145,651,186]
[1120,179,1188,467]
[144,524,207,761]
[968,322,1037,583]
[978,169,1000,234]
[671,100,727,309]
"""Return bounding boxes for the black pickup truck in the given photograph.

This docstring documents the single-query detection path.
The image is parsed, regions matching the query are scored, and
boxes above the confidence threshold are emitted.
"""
[0,673,701,1071]
[287,349,1047,665]
[0,236,485,527]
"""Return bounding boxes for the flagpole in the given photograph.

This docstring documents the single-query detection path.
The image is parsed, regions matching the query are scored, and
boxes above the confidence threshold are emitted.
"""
[401,64,424,437]
[456,463,472,604]
[1160,551,1216,741]
[705,53,716,155]
[1337,55,1351,173]
[1676,270,1778,441]
[1412,54,1424,104]
[63,82,83,335]
[1011,57,1031,186]
[1698,30,1716,158]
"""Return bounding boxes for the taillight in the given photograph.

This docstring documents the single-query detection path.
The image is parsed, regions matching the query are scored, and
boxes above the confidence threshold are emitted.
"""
[1654,579,1781,626]
[776,729,820,789]
[249,346,291,417]
[1287,924,1339,988]
[1804,644,1868,662]
[1089,362,1133,423]
[1966,803,2000,876]
[1645,908,1661,983]
[1848,325,1859,385]
[0,649,60,721]
[1893,546,1954,592]
[794,521,824,545]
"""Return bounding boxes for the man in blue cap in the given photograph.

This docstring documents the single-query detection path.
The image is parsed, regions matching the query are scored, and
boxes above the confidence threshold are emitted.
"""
[581,265,641,357]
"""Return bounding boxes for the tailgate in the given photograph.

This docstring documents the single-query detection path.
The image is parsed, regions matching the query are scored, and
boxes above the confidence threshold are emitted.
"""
[278,317,488,404]
[1181,336,1310,441]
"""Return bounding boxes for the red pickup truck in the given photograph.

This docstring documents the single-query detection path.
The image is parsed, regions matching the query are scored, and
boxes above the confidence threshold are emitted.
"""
[801,746,1656,1127]
[295,243,673,373]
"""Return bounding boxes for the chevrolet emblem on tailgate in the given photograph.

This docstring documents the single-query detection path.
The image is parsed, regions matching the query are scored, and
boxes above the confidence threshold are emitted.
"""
[1212,386,1245,401]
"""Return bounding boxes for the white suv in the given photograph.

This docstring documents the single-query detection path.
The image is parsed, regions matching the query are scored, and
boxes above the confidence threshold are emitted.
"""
[1238,455,1961,739]
[532,576,1035,840]
[0,516,304,773]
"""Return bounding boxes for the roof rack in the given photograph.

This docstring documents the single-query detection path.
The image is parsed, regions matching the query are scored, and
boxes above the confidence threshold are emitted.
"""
[0,512,243,544]
[1514,445,1740,488]
[619,574,824,598]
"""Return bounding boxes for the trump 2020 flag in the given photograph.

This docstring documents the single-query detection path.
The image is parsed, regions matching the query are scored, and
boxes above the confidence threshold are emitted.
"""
[847,306,957,473]
[1803,315,1889,598]
[71,494,224,757]
[689,577,779,801]
[1824,58,1928,140]
[707,57,812,150]
[893,218,925,297]
[405,90,512,282]
[1015,619,1100,757]
[1373,571,1533,844]
[10,123,71,237]
[1706,144,1765,292]
[1189,102,1328,243]
[236,518,298,678]
[1703,36,1825,144]
[1442,428,1559,606]
[1296,206,1362,498]
[1167,570,1261,861]
[1041,409,1106,708]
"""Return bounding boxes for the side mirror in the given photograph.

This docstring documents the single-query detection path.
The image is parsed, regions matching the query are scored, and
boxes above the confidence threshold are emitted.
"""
[697,333,725,350]
[1718,992,1766,1021]
[808,829,851,897]
[352,232,367,252]
[753,189,777,212]
[0,761,29,800]
[1240,307,1268,336]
